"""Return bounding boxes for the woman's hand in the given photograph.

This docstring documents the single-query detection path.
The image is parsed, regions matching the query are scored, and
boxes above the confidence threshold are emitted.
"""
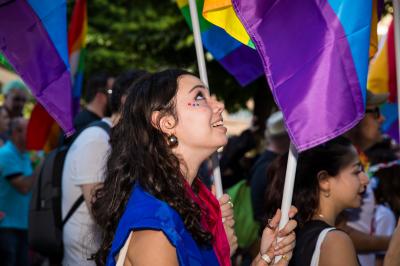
[254,206,298,266]
[219,194,238,256]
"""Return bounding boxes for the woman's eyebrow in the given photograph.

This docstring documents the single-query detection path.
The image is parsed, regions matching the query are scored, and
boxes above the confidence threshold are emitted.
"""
[189,84,208,93]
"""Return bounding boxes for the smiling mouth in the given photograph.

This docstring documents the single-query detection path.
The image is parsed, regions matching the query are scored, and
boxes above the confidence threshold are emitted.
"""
[211,119,224,127]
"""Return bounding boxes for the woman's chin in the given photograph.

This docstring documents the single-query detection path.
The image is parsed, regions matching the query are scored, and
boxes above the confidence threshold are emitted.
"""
[350,196,363,208]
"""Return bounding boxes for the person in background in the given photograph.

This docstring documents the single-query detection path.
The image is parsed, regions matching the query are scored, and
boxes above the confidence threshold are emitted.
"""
[344,90,392,266]
[2,80,29,119]
[0,106,10,145]
[384,219,400,266]
[265,137,370,265]
[369,161,400,266]
[220,122,258,189]
[62,70,146,265]
[0,118,41,265]
[64,73,114,145]
[250,111,290,224]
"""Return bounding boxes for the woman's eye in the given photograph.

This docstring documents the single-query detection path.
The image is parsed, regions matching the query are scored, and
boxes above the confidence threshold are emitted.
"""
[195,92,205,100]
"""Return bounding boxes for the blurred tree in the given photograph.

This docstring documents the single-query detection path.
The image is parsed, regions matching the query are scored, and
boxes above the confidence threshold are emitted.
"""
[66,0,266,112]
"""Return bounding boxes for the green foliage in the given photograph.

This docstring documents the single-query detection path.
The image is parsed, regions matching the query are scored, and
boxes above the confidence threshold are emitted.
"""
[0,54,14,71]
[68,0,257,112]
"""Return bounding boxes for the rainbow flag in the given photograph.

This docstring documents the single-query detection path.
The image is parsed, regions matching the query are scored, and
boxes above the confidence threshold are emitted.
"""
[26,0,87,151]
[68,0,87,116]
[230,0,371,151]
[202,0,253,48]
[368,20,398,142]
[369,0,383,59]
[0,0,73,134]
[177,0,263,86]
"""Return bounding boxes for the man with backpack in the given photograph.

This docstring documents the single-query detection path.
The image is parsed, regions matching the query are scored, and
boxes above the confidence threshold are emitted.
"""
[0,118,41,265]
[61,73,114,146]
[61,70,146,265]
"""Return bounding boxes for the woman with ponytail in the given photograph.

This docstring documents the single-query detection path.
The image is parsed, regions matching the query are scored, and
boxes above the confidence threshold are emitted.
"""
[264,137,370,266]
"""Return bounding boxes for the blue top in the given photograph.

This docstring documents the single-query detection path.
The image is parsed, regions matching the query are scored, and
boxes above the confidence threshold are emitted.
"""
[0,141,32,229]
[107,184,220,266]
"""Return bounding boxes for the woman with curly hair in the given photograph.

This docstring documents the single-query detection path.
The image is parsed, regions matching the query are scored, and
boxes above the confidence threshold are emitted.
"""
[264,137,370,266]
[92,69,297,266]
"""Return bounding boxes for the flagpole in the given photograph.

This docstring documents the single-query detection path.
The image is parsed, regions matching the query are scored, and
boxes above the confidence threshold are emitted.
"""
[188,0,223,198]
[275,143,298,262]
[279,143,297,228]
[393,0,400,140]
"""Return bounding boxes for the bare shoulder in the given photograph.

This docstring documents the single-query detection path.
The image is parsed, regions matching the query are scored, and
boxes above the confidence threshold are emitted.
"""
[125,230,179,266]
[319,230,359,266]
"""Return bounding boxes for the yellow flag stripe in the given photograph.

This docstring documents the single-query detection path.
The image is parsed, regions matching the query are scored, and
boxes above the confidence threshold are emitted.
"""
[202,0,252,47]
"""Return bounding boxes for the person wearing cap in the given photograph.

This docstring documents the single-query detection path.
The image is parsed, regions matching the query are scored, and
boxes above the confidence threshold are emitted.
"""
[250,111,290,224]
[341,90,391,266]
[2,80,29,119]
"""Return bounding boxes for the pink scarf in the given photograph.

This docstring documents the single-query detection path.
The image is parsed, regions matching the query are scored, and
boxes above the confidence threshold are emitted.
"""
[184,178,231,266]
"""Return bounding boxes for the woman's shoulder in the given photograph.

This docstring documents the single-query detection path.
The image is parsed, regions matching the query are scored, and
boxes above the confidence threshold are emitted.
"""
[319,230,358,265]
[122,183,183,226]
[108,184,188,264]
[323,229,353,246]
[291,220,335,265]
[125,230,179,266]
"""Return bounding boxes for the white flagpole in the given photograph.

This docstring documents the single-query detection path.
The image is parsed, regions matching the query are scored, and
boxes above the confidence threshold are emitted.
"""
[279,143,298,228]
[275,143,298,262]
[188,0,223,198]
[393,0,400,140]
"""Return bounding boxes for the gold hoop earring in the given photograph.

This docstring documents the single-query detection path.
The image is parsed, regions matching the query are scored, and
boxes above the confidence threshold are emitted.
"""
[167,134,178,148]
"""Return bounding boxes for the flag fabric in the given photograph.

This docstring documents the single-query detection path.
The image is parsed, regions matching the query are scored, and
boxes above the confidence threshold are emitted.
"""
[368,20,398,142]
[177,0,263,86]
[26,0,87,151]
[26,104,61,152]
[0,0,73,135]
[369,0,385,59]
[68,0,87,116]
[231,0,371,151]
[202,0,254,48]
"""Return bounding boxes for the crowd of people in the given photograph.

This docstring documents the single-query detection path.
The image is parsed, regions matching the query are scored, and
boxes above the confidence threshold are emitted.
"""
[0,69,399,266]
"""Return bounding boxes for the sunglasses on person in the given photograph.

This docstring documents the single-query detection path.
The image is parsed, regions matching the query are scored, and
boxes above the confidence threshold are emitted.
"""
[365,107,381,119]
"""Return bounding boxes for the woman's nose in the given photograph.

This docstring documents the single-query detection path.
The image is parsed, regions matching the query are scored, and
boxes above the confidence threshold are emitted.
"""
[359,171,369,186]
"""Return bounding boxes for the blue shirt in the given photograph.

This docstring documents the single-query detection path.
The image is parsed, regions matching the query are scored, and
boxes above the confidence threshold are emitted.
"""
[0,141,32,229]
[107,184,220,266]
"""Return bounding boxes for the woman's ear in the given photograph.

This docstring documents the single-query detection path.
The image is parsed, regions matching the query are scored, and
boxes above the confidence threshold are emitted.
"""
[151,111,176,135]
[317,170,331,195]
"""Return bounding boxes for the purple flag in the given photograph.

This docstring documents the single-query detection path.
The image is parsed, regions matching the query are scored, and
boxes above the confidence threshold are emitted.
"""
[0,0,73,135]
[232,0,371,151]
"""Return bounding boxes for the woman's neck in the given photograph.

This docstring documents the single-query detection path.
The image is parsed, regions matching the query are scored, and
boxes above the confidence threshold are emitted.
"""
[178,154,201,185]
[312,199,342,226]
[175,146,211,185]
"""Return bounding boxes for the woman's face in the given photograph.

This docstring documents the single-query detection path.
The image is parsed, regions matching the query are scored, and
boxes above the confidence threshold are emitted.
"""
[329,146,369,210]
[0,108,10,133]
[172,75,227,156]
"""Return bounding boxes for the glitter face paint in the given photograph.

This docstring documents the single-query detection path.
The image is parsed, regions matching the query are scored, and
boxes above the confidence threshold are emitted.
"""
[187,102,200,107]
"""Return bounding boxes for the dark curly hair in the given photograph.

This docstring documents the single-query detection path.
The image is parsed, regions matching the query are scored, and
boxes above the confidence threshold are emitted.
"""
[91,69,213,265]
[264,136,354,228]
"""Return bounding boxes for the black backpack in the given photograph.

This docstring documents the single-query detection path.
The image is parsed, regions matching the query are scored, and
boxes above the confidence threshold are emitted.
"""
[28,120,111,262]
